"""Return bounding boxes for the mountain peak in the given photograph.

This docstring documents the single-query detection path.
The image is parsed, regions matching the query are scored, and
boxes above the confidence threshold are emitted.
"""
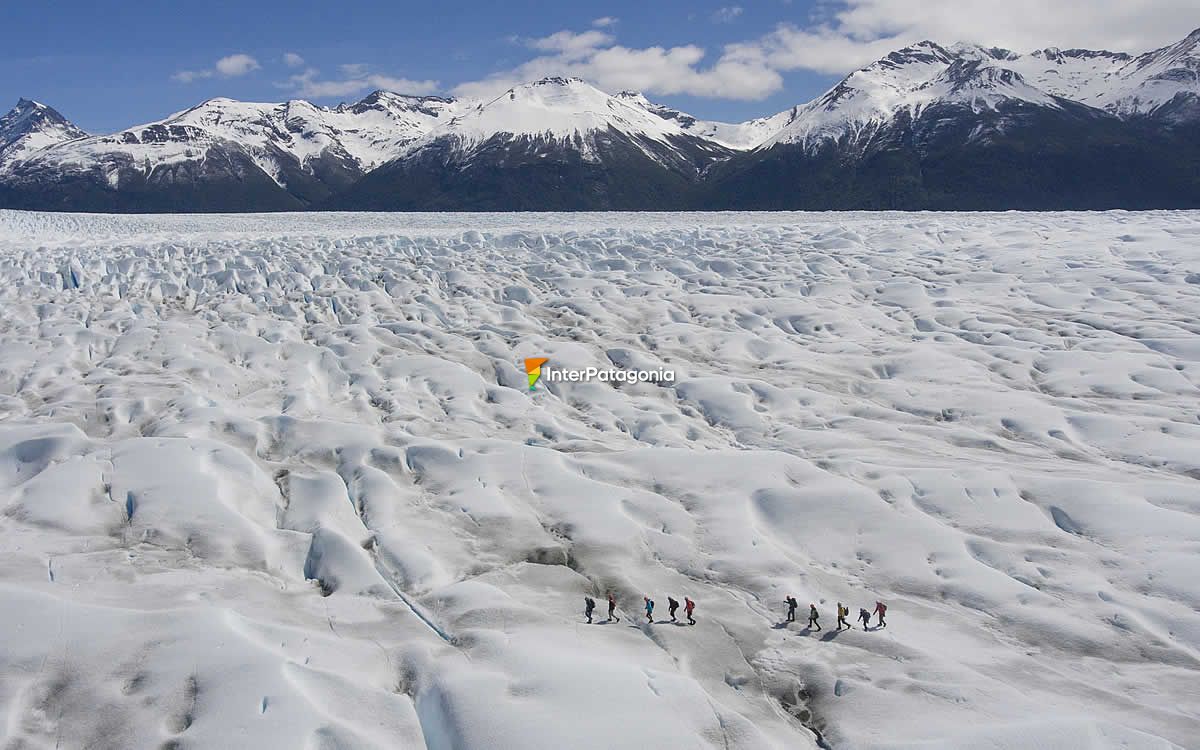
[1,98,87,170]
[528,76,587,87]
[2,99,84,140]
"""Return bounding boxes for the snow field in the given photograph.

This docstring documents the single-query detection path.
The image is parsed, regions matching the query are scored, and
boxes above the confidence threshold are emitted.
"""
[0,210,1198,749]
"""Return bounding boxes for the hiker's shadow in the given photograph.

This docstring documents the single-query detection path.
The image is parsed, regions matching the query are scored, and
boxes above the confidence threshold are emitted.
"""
[820,630,843,642]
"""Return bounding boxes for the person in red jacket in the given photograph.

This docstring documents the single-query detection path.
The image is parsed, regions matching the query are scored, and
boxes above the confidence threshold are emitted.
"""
[874,601,888,627]
[684,597,696,625]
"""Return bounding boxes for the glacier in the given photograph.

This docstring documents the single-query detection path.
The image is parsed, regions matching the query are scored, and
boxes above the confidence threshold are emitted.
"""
[0,209,1197,749]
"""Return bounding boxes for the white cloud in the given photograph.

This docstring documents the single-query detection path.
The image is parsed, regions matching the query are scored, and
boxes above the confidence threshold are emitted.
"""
[282,52,305,68]
[824,0,1195,54]
[283,67,440,99]
[527,30,615,59]
[172,53,260,83]
[450,1,1193,105]
[712,6,744,24]
[171,69,213,84]
[453,28,782,101]
[727,0,1198,78]
[215,54,260,77]
[592,16,618,28]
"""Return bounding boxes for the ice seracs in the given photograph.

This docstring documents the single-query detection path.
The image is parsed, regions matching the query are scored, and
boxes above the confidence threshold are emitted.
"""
[1,210,1198,749]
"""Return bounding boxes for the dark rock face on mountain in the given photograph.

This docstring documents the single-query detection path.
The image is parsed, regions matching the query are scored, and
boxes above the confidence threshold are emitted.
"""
[326,130,730,211]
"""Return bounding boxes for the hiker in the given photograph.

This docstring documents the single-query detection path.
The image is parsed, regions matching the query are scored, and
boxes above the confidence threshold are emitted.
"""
[668,596,680,622]
[644,596,655,623]
[874,601,887,627]
[858,607,871,629]
[685,596,696,625]
[785,596,798,623]
[836,602,850,631]
[607,592,619,622]
[584,596,596,624]
[808,603,822,631]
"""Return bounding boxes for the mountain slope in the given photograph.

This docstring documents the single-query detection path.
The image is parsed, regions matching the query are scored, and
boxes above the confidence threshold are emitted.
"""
[0,99,87,171]
[614,91,796,150]
[0,93,461,212]
[327,78,733,211]
[3,27,1200,212]
[704,33,1200,210]
[1099,28,1200,122]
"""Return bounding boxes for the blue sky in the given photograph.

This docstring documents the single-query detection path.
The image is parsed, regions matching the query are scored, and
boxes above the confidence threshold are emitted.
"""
[3,0,1192,133]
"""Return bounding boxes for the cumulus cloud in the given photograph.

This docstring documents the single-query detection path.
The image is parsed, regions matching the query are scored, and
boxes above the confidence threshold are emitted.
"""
[172,53,260,83]
[527,30,616,59]
[592,17,618,28]
[729,0,1198,77]
[450,0,1191,104]
[452,29,781,101]
[214,54,260,77]
[282,52,305,68]
[823,0,1195,54]
[282,66,440,99]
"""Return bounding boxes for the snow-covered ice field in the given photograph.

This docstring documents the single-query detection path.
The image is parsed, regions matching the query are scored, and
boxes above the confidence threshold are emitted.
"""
[0,209,1198,750]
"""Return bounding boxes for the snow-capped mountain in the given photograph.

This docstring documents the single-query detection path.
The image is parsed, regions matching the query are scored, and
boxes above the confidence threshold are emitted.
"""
[328,77,733,210]
[2,27,1199,212]
[762,29,1200,154]
[0,92,462,211]
[762,41,1102,152]
[1098,27,1200,122]
[0,99,87,171]
[613,91,796,150]
[701,29,1200,211]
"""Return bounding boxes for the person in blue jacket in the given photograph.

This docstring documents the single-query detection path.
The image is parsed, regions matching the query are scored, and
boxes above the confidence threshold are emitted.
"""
[644,596,655,623]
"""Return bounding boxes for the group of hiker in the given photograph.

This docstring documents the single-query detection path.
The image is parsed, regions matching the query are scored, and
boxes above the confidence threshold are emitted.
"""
[785,596,887,631]
[584,592,889,631]
[583,592,696,624]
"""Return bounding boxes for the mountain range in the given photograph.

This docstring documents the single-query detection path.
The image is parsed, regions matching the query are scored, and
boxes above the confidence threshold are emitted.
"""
[2,28,1199,211]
